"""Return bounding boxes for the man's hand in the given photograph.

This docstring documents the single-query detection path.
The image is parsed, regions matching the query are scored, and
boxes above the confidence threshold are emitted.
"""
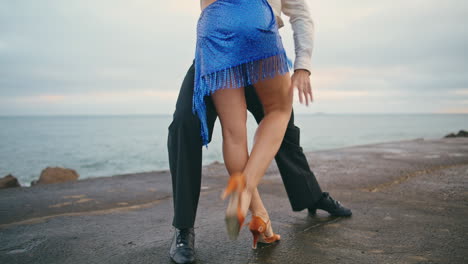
[290,69,313,106]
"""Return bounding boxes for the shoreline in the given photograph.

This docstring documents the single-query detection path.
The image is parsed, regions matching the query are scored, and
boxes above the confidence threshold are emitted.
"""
[9,137,428,188]
[3,135,466,188]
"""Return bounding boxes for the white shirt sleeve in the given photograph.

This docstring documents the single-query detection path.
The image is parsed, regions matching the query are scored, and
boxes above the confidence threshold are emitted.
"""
[281,0,314,74]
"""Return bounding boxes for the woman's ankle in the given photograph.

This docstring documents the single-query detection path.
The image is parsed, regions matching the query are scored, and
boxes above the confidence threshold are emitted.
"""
[252,213,274,237]
[240,190,253,216]
[251,210,269,222]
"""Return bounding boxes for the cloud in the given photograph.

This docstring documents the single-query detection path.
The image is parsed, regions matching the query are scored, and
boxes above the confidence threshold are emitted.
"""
[11,90,178,104]
[1,0,467,114]
[0,89,179,115]
[452,89,468,95]
[437,107,468,114]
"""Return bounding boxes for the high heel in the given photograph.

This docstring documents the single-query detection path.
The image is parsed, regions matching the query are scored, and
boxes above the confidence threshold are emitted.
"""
[222,172,246,240]
[221,172,246,200]
[249,215,281,249]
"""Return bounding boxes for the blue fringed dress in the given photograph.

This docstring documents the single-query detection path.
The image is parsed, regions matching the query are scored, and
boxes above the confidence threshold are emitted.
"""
[193,0,292,147]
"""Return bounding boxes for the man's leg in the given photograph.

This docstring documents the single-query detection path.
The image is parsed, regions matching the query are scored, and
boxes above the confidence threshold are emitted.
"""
[168,62,218,229]
[244,85,322,211]
[275,109,324,211]
[167,62,218,263]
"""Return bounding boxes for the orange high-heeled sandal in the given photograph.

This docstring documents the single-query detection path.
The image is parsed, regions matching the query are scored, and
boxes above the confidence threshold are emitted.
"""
[221,172,246,240]
[249,215,281,249]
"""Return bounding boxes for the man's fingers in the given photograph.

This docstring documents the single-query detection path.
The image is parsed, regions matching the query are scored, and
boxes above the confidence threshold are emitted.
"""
[298,87,303,104]
[302,80,310,106]
[292,74,314,106]
[294,80,304,104]
[308,83,313,103]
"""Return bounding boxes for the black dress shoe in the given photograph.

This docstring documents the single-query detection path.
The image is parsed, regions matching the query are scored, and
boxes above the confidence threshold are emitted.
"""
[169,227,195,264]
[308,192,352,217]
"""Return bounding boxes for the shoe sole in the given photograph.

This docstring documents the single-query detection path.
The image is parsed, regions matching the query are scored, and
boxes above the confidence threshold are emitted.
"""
[309,209,352,217]
[330,211,352,217]
[225,193,241,240]
[225,215,240,240]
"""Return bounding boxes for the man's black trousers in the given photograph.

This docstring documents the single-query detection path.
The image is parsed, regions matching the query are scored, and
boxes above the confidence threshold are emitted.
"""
[168,62,323,229]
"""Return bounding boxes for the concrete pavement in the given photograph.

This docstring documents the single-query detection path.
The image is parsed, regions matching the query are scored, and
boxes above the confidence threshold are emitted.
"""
[1,137,467,263]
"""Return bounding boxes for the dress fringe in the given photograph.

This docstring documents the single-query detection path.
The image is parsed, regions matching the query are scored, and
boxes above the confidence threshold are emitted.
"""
[193,51,293,147]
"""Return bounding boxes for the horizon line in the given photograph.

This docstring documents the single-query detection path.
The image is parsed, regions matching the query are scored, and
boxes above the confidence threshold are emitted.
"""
[1,112,468,117]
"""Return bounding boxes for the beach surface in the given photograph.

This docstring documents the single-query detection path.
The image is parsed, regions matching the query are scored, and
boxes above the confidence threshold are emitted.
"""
[1,137,467,263]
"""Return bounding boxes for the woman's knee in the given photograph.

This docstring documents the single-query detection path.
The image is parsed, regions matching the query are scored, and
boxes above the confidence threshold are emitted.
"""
[221,120,247,146]
[212,87,247,145]
[263,96,292,118]
[255,73,293,114]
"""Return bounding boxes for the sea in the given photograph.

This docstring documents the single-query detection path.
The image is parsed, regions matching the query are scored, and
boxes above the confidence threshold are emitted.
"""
[1,114,467,187]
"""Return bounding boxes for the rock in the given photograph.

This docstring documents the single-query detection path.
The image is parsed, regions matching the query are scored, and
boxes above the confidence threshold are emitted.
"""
[0,174,21,189]
[444,130,468,138]
[33,167,80,185]
[456,130,468,137]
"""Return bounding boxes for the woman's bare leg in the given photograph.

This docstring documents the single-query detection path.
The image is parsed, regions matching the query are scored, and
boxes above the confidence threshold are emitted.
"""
[211,87,275,236]
[211,87,248,174]
[239,72,293,217]
[200,0,217,10]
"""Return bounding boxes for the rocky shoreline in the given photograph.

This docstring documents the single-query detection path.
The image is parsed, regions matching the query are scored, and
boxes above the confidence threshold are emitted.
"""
[1,130,467,190]
[0,167,79,189]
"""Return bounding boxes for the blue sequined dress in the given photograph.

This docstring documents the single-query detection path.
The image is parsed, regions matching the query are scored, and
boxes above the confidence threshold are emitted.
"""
[193,0,292,147]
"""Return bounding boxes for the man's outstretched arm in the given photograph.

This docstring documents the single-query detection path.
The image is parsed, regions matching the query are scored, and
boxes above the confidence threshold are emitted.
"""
[282,0,314,72]
[282,0,314,105]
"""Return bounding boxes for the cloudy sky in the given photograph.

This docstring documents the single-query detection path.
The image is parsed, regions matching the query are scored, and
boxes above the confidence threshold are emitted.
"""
[1,0,467,115]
